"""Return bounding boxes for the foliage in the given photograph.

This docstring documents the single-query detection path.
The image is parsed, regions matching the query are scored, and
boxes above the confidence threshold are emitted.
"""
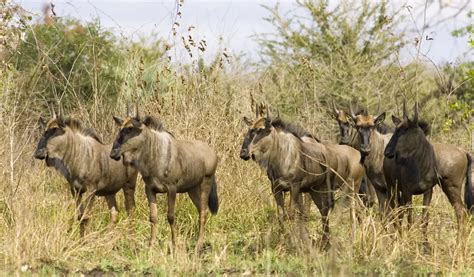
[11,17,124,111]
[256,0,407,117]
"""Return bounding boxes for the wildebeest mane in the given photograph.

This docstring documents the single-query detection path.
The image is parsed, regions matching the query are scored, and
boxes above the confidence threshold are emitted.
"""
[417,120,430,135]
[143,116,175,137]
[63,118,104,144]
[143,116,164,131]
[271,117,320,142]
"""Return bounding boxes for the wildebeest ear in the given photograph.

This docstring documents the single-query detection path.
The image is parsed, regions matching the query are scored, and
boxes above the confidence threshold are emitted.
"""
[374,112,386,126]
[243,116,253,127]
[113,116,124,126]
[38,116,47,129]
[131,117,141,128]
[391,115,401,126]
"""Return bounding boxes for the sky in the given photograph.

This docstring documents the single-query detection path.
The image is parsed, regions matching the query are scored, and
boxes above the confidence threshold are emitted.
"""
[15,0,473,65]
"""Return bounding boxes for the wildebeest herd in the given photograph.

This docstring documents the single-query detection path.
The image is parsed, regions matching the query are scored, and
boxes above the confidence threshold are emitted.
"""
[34,101,473,254]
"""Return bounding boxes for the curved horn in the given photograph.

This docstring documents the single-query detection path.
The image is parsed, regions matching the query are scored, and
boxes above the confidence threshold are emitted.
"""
[135,102,140,120]
[332,99,339,115]
[349,102,357,118]
[413,101,419,123]
[402,99,408,120]
[52,107,57,119]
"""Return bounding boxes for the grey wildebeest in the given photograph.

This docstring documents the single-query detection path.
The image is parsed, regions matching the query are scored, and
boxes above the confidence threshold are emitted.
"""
[245,116,365,249]
[109,112,219,254]
[384,102,473,243]
[34,116,138,236]
[240,103,312,224]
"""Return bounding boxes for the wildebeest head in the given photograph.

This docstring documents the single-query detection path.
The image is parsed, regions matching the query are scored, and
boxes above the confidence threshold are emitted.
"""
[331,100,353,145]
[240,103,269,160]
[34,116,68,161]
[110,105,145,161]
[247,117,274,163]
[384,101,429,159]
[348,103,386,155]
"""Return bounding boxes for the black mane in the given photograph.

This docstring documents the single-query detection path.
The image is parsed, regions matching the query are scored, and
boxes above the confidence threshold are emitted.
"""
[417,120,430,135]
[63,117,104,144]
[271,117,320,142]
[143,116,164,131]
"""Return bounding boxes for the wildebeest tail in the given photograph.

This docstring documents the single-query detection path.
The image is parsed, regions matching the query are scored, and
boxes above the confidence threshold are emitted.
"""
[208,176,219,215]
[465,153,473,213]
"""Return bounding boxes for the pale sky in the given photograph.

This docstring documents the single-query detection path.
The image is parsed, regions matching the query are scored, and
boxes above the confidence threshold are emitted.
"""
[15,0,473,65]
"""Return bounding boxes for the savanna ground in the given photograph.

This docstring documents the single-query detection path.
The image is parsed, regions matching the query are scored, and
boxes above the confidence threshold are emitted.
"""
[0,0,473,275]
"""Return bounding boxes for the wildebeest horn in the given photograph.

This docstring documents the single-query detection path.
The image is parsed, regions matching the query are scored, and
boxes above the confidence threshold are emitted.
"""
[402,99,408,120]
[413,101,419,123]
[255,103,259,118]
[332,99,339,115]
[135,102,140,120]
[349,102,356,118]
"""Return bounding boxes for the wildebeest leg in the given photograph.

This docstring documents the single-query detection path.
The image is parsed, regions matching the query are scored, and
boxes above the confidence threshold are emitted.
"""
[439,179,465,243]
[272,182,286,226]
[105,195,119,224]
[145,186,158,246]
[290,185,310,247]
[167,187,177,254]
[301,193,311,221]
[421,188,433,251]
[78,192,95,237]
[309,190,331,251]
[123,186,136,218]
[195,177,212,255]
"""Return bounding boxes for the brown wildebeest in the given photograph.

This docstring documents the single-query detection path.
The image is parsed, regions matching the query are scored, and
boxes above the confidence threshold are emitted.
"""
[34,116,138,236]
[240,103,312,224]
[110,111,219,254]
[246,116,365,250]
[384,102,473,245]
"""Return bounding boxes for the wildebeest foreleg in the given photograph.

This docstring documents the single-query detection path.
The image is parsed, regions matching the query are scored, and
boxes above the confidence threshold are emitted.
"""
[78,192,95,237]
[309,190,331,251]
[290,185,311,248]
[123,186,136,218]
[105,195,119,224]
[145,186,158,246]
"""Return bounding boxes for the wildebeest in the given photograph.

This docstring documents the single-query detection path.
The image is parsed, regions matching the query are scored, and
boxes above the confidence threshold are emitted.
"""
[331,101,391,207]
[346,104,393,215]
[384,102,473,243]
[110,110,219,254]
[34,116,138,236]
[245,116,365,249]
[240,103,313,224]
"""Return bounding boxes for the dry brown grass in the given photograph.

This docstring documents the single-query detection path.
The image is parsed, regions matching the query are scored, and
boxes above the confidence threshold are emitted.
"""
[0,72,472,275]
